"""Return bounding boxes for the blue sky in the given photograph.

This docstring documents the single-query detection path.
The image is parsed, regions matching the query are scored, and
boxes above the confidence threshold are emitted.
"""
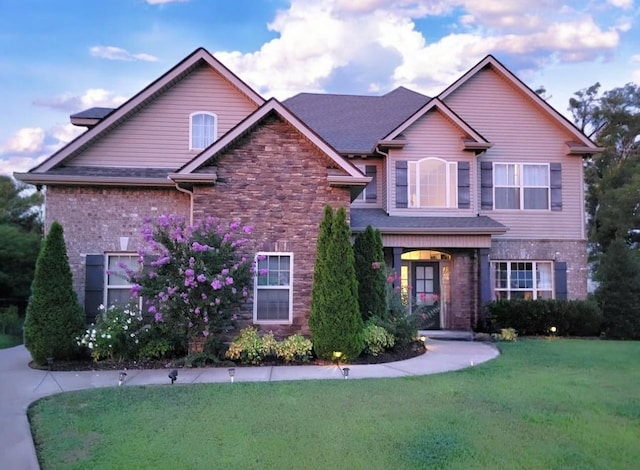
[1,0,639,175]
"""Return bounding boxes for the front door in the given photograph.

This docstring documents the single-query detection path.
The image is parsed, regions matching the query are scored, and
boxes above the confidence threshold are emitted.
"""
[413,262,440,329]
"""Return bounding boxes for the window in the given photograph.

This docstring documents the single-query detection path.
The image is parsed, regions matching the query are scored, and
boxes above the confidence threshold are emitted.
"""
[190,112,217,150]
[492,261,553,300]
[408,158,457,208]
[254,253,293,323]
[494,163,549,210]
[354,164,377,202]
[105,253,140,306]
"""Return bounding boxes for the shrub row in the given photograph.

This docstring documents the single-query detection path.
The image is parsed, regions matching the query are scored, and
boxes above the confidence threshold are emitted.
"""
[485,299,603,337]
[225,327,313,365]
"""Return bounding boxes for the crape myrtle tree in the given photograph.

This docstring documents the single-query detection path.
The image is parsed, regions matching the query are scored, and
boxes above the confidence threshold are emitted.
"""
[23,221,84,364]
[353,225,387,321]
[130,214,254,344]
[594,237,640,339]
[309,205,364,361]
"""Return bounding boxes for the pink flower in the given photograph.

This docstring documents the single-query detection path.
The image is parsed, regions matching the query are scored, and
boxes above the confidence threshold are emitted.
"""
[243,225,254,234]
[371,262,381,270]
[203,330,210,337]
[229,221,240,230]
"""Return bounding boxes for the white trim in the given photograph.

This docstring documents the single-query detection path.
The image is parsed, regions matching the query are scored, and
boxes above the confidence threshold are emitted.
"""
[104,252,140,307]
[491,260,555,300]
[189,111,218,150]
[253,252,294,324]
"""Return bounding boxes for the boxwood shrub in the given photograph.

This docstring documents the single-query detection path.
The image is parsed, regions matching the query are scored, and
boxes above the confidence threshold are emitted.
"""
[485,299,603,337]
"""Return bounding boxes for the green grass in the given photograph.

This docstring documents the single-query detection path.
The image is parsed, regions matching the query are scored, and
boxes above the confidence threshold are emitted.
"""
[0,333,21,349]
[29,339,640,469]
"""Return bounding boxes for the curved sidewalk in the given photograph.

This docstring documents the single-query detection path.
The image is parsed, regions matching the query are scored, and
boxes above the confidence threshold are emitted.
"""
[0,339,499,470]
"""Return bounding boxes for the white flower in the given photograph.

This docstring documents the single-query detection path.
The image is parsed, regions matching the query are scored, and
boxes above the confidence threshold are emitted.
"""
[106,334,111,339]
[123,325,128,330]
[130,333,135,337]
[134,339,139,344]
[98,304,105,310]
[88,342,94,349]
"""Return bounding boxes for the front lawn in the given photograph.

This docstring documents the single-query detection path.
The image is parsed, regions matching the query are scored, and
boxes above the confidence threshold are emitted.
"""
[0,333,21,349]
[29,339,640,469]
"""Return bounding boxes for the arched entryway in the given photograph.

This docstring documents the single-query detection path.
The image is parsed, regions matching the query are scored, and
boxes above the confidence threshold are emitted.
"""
[400,250,451,329]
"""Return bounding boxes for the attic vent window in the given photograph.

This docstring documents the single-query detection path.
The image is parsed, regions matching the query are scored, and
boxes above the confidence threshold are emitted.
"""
[190,112,217,150]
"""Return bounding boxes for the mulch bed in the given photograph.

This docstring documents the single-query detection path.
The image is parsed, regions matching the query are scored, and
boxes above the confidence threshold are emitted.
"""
[30,342,427,372]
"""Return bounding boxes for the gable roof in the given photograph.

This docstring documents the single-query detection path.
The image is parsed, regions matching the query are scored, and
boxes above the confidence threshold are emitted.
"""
[439,55,602,152]
[30,48,265,174]
[283,87,430,154]
[383,97,492,151]
[173,98,368,187]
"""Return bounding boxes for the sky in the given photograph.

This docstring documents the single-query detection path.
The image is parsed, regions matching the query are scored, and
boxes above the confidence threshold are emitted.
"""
[1,0,639,176]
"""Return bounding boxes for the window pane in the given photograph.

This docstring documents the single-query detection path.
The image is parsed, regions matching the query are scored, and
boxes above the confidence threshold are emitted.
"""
[494,262,508,288]
[107,288,132,306]
[523,165,548,186]
[107,255,137,286]
[536,263,553,290]
[524,188,549,209]
[256,290,289,321]
[495,187,519,209]
[191,113,215,149]
[511,262,533,289]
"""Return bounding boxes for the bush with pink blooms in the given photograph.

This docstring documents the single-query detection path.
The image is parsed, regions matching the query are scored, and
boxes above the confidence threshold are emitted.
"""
[131,214,254,347]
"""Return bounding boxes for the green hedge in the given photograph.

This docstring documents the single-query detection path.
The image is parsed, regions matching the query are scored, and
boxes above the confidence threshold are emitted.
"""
[485,299,603,337]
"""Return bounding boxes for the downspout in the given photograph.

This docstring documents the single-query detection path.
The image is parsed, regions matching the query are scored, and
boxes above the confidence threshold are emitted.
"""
[174,183,194,225]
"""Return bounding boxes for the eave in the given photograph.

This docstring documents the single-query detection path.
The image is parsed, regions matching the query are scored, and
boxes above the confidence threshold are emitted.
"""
[566,141,605,156]
[168,172,218,184]
[353,226,508,236]
[13,173,175,187]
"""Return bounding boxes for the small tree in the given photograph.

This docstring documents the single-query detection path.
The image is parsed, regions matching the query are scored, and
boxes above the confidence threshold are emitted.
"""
[309,206,364,361]
[353,225,387,321]
[595,237,640,339]
[23,221,84,364]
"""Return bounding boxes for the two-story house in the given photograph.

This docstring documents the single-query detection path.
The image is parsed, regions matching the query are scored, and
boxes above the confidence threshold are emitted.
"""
[15,48,600,333]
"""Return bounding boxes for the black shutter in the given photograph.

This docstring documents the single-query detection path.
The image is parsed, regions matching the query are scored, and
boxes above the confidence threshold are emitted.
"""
[85,254,105,324]
[554,261,568,300]
[550,163,562,211]
[457,161,470,209]
[480,161,493,210]
[365,165,377,202]
[396,160,408,208]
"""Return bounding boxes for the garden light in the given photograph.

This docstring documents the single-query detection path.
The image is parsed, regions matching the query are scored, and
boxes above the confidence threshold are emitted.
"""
[550,326,557,334]
[118,372,127,386]
[168,369,178,384]
[228,368,235,383]
[332,351,343,364]
[342,367,350,379]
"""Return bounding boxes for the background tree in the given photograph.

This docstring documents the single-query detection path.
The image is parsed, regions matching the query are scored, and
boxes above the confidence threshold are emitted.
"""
[594,237,640,339]
[353,225,387,321]
[309,206,364,361]
[0,175,43,233]
[23,221,84,364]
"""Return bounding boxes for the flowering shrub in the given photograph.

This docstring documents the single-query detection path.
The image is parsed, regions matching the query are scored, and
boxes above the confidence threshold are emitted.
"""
[77,301,143,361]
[131,214,254,341]
[275,334,313,364]
[225,327,269,365]
[362,320,395,356]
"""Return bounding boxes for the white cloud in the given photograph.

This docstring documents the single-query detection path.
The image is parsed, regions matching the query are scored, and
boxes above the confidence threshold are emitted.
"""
[0,155,47,176]
[90,46,158,62]
[607,0,633,9]
[33,88,127,112]
[1,128,45,153]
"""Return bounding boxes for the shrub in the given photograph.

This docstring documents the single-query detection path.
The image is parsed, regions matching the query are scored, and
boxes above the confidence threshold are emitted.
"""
[0,305,22,336]
[493,327,517,342]
[137,321,185,360]
[23,222,84,365]
[383,271,419,346]
[486,299,603,337]
[225,327,270,365]
[362,320,395,356]
[77,301,144,361]
[275,334,313,364]
[309,206,364,361]
[353,226,387,321]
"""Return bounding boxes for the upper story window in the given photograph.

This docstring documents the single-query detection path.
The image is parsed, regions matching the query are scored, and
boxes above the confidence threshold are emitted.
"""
[408,158,457,208]
[494,163,549,210]
[254,253,293,324]
[190,112,217,150]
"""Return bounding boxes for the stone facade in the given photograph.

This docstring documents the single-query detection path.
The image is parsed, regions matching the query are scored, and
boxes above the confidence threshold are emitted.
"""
[45,186,190,307]
[490,239,588,300]
[192,115,352,336]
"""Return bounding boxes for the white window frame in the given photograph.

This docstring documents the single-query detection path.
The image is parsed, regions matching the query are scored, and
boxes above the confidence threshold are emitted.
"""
[189,112,217,150]
[408,158,457,208]
[493,163,550,210]
[253,252,294,324]
[104,252,140,307]
[491,260,554,300]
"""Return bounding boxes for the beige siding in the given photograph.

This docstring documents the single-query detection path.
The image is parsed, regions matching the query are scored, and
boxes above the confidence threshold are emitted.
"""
[387,109,476,217]
[69,65,258,169]
[350,158,384,209]
[443,68,585,240]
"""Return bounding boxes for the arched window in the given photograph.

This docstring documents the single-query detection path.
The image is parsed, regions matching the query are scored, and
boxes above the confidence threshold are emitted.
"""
[190,112,217,150]
[408,158,457,208]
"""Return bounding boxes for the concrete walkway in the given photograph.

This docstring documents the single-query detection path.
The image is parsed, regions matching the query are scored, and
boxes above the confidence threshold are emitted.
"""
[0,337,499,470]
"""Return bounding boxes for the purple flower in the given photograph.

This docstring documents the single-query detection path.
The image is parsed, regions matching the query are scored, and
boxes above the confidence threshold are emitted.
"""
[259,268,269,276]
[225,277,234,285]
[211,279,222,290]
[131,284,141,295]
[148,305,157,314]
[185,269,194,277]
[229,221,240,230]
[197,274,207,283]
[154,312,164,322]
[202,330,210,337]
[243,225,254,234]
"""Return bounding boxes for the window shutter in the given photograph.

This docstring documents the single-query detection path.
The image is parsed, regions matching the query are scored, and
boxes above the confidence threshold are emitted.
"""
[85,255,105,324]
[480,161,493,210]
[396,160,408,208]
[554,261,567,300]
[457,161,470,209]
[365,165,377,202]
[550,163,562,211]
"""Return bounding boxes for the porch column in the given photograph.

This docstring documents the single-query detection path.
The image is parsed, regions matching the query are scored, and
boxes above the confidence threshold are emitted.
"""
[479,248,491,305]
[392,247,402,280]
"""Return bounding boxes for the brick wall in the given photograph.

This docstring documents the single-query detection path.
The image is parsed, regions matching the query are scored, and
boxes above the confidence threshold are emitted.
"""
[490,239,588,299]
[45,186,189,307]
[192,115,352,336]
